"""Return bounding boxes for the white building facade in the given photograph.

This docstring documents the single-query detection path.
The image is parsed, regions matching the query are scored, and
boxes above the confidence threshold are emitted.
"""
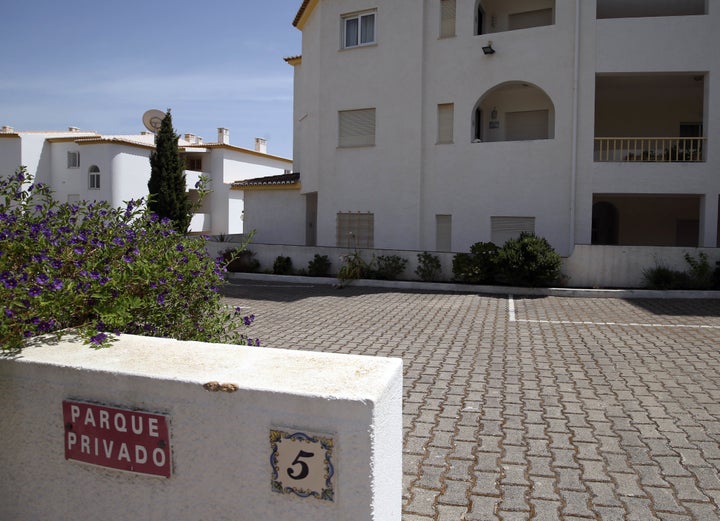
[0,127,292,236]
[284,0,718,258]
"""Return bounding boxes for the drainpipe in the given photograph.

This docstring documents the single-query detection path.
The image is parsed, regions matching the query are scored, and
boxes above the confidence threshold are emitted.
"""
[568,0,581,257]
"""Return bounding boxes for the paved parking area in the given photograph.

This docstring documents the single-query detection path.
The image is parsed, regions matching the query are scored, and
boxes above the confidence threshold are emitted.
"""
[222,280,720,520]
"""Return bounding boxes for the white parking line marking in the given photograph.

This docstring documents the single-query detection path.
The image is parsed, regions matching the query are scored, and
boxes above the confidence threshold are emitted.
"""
[508,294,516,322]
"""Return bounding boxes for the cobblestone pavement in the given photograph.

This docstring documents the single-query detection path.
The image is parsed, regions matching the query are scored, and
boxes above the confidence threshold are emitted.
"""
[222,280,720,520]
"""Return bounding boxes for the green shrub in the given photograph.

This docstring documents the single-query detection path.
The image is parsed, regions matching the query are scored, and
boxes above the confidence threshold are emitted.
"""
[0,167,258,350]
[642,265,688,290]
[683,252,714,289]
[272,255,293,275]
[222,248,259,273]
[415,252,442,282]
[643,253,719,290]
[372,255,408,280]
[337,251,372,286]
[307,254,331,277]
[452,242,498,284]
[494,233,561,287]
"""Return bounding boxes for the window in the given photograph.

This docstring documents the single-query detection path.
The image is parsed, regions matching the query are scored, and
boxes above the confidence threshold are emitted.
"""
[440,0,456,38]
[436,215,452,251]
[491,216,535,245]
[67,151,80,169]
[88,165,100,190]
[339,108,376,147]
[343,11,375,48]
[337,212,374,248]
[186,157,202,171]
[437,103,454,144]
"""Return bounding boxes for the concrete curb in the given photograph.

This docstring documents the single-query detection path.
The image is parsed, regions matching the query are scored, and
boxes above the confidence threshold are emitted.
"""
[225,272,720,299]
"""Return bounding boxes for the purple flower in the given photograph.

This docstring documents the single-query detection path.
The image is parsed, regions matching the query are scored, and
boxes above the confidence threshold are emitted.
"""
[28,286,42,297]
[50,278,63,291]
[35,273,49,285]
[4,308,13,318]
[89,332,108,345]
[157,293,166,305]
[73,246,84,255]
[175,243,185,252]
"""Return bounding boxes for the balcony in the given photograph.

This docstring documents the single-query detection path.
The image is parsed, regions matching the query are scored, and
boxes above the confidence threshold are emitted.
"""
[594,137,705,163]
[595,74,706,163]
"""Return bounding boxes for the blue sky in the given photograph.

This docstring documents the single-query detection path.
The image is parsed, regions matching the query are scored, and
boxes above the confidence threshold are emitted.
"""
[1,1,301,158]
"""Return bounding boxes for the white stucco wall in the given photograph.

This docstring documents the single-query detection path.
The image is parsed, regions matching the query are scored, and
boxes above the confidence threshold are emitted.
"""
[0,135,21,177]
[243,189,307,245]
[0,334,402,521]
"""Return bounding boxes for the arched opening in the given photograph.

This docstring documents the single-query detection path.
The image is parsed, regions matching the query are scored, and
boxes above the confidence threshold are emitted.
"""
[88,165,100,190]
[472,81,555,142]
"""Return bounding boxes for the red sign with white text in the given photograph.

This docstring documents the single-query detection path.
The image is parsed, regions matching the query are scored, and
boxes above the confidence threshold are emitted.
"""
[63,400,171,478]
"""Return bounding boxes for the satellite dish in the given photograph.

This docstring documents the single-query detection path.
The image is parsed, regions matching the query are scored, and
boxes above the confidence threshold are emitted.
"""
[142,109,165,133]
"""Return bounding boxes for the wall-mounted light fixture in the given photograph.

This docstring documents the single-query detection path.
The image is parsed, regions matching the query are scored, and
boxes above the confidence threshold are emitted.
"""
[482,41,495,55]
[491,107,498,120]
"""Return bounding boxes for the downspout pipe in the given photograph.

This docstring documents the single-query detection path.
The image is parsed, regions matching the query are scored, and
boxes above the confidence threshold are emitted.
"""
[569,0,581,257]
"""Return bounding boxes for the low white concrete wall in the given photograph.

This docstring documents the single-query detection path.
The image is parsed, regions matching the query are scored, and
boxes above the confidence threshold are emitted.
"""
[564,245,720,288]
[0,334,403,521]
[208,242,720,289]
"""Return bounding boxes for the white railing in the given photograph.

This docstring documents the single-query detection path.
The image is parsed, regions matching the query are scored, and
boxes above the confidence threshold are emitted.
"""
[594,137,706,162]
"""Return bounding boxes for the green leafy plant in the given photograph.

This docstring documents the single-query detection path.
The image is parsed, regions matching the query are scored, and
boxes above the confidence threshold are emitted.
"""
[452,242,498,284]
[337,251,373,286]
[0,167,258,351]
[415,252,442,282]
[494,233,561,287]
[372,255,408,280]
[272,255,293,275]
[642,265,688,290]
[643,253,719,290]
[222,246,260,273]
[307,254,331,277]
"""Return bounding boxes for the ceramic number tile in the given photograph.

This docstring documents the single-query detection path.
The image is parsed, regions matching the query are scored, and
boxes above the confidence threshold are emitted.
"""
[270,429,335,501]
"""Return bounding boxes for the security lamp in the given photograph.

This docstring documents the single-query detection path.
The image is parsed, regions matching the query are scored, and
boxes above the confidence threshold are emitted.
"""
[482,42,495,55]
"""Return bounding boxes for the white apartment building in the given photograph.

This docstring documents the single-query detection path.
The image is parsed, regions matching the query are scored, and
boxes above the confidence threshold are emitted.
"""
[0,126,292,235]
[272,0,717,265]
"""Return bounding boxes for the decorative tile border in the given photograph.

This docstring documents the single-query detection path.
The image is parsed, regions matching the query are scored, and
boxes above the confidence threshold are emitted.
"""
[270,429,335,502]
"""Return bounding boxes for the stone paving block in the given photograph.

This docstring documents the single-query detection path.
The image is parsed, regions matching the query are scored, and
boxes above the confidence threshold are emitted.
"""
[466,499,501,520]
[645,485,685,514]
[436,504,469,521]
[499,485,530,512]
[559,489,594,518]
[620,497,660,520]
[610,472,646,498]
[439,479,471,507]
[529,476,559,501]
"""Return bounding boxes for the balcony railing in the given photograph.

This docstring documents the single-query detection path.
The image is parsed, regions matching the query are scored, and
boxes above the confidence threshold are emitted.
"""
[594,137,706,162]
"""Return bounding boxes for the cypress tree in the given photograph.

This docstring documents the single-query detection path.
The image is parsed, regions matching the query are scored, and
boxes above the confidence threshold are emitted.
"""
[148,109,191,233]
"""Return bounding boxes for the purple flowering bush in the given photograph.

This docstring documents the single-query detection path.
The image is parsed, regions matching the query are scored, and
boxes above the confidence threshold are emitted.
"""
[0,167,259,350]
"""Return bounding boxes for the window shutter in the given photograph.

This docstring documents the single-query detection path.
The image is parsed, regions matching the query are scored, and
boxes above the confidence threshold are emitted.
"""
[440,0,456,38]
[491,217,535,245]
[339,109,376,147]
[337,212,374,248]
[505,110,549,141]
[437,103,454,144]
